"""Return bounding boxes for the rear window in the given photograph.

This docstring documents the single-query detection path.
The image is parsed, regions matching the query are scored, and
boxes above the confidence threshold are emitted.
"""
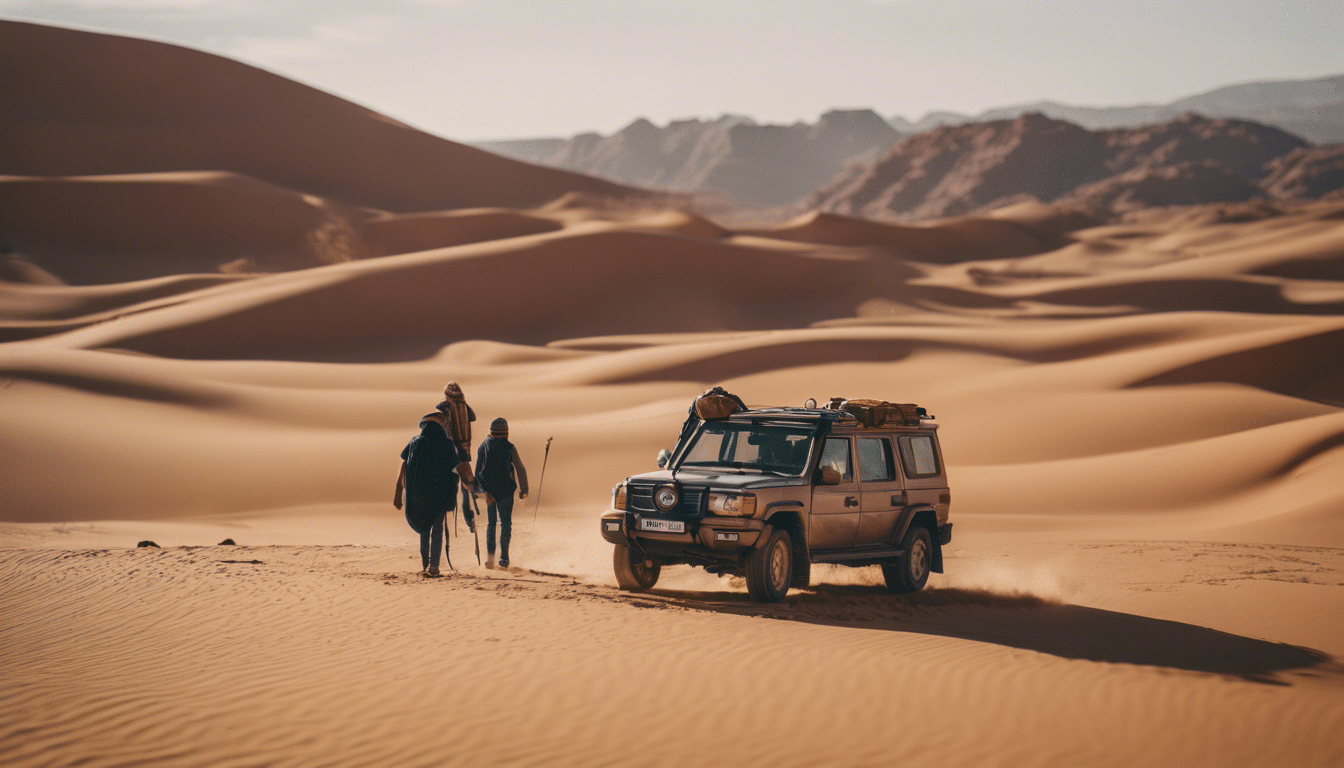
[898,435,940,478]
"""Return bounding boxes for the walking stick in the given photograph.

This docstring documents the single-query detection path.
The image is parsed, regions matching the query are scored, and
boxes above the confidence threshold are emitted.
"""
[469,491,482,565]
[442,513,454,572]
[530,437,553,533]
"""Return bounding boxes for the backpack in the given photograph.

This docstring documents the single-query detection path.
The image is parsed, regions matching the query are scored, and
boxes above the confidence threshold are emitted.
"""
[476,436,517,498]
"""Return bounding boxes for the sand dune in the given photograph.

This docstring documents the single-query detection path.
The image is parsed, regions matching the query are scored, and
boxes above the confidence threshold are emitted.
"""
[0,20,642,215]
[31,229,917,360]
[741,210,1057,260]
[357,208,563,257]
[0,172,357,282]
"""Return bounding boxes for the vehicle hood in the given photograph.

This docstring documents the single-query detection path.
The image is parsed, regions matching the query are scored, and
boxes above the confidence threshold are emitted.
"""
[624,469,808,490]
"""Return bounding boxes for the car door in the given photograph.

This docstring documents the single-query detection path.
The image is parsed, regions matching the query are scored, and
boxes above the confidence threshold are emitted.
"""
[854,435,904,546]
[809,436,860,550]
[897,433,945,514]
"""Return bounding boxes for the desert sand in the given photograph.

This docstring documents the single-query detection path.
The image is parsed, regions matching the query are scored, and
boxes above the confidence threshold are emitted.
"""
[3,194,1344,767]
[4,18,1344,768]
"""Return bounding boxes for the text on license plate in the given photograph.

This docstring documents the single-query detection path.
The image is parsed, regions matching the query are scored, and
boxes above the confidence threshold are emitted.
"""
[638,518,686,534]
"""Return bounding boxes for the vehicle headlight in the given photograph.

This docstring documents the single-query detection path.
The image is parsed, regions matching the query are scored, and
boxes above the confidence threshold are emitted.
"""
[707,492,756,517]
[612,483,627,510]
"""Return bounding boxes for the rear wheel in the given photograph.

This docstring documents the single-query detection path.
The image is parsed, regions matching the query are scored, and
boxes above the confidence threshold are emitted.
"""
[746,528,793,602]
[883,524,931,593]
[613,544,660,591]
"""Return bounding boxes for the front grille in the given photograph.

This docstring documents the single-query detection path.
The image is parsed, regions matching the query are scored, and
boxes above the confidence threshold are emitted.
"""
[628,484,705,516]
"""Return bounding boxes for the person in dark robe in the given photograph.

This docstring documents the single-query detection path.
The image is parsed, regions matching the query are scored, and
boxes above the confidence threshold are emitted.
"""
[395,408,475,576]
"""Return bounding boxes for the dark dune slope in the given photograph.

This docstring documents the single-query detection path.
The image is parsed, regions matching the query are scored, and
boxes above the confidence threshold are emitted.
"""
[0,20,642,213]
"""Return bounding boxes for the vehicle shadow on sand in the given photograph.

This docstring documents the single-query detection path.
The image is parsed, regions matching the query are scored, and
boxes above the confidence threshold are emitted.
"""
[631,584,1334,684]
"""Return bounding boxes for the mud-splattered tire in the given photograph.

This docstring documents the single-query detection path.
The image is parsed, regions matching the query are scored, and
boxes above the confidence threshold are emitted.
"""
[746,528,792,602]
[883,525,931,594]
[613,544,660,591]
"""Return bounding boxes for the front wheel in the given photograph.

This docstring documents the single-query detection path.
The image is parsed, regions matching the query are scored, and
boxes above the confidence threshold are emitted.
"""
[883,524,931,594]
[613,544,660,591]
[746,528,793,602]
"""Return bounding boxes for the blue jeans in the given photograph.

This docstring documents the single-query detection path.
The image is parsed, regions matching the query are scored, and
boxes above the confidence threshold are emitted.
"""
[486,494,514,561]
[419,513,446,569]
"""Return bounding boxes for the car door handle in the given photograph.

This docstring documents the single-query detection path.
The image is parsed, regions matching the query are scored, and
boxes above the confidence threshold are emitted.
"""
[892,493,907,507]
[845,496,859,507]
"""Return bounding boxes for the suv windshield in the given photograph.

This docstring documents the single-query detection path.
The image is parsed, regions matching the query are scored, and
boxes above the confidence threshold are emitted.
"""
[679,422,816,475]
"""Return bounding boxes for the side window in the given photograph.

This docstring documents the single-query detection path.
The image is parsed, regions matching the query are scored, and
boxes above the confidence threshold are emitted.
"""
[898,436,940,478]
[819,438,853,483]
[856,437,895,483]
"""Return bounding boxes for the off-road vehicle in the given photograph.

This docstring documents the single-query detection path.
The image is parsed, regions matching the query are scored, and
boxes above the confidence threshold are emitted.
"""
[600,396,952,602]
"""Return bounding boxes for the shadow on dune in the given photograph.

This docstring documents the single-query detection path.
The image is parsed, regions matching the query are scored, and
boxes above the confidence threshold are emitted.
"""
[635,584,1332,683]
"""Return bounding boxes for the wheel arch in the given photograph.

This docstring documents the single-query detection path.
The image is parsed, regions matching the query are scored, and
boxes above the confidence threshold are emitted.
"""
[763,504,808,580]
[897,505,943,574]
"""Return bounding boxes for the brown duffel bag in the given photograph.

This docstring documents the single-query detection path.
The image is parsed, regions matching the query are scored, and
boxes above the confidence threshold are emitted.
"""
[840,398,922,428]
[694,387,747,420]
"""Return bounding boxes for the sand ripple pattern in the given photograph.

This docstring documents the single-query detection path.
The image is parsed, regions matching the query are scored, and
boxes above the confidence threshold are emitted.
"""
[3,545,1343,767]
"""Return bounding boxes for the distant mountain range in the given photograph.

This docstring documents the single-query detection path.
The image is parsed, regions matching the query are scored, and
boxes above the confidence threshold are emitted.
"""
[897,74,1344,144]
[477,73,1344,211]
[476,109,901,206]
[811,113,1318,221]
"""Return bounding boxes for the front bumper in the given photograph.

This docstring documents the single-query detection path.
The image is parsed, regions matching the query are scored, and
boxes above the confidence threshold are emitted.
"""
[600,510,765,551]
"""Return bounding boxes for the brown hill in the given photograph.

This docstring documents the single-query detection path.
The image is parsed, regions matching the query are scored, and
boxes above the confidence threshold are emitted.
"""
[478,110,902,206]
[809,113,1312,220]
[1061,161,1262,214]
[1261,145,1344,200]
[809,113,1111,219]
[0,20,639,214]
[1103,113,1306,178]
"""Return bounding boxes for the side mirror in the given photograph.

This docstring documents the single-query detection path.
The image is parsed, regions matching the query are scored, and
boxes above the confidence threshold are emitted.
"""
[656,449,672,469]
[817,467,843,485]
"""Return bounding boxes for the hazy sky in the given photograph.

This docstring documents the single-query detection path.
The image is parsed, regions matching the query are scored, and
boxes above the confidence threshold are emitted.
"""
[3,0,1341,140]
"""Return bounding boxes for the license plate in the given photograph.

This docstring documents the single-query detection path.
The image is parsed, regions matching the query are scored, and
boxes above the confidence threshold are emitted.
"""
[638,518,685,534]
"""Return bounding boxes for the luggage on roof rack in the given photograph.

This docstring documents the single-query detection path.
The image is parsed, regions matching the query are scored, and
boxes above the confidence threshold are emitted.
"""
[694,386,748,420]
[827,398,926,428]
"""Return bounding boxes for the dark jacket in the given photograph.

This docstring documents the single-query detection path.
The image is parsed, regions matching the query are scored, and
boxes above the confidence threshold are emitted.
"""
[401,417,461,533]
[475,436,528,499]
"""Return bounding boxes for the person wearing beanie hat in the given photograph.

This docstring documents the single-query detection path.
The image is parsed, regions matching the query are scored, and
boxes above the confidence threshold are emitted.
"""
[474,417,529,568]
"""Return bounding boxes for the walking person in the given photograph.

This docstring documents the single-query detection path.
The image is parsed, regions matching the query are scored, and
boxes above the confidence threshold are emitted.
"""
[438,381,479,533]
[475,418,528,569]
[395,405,475,576]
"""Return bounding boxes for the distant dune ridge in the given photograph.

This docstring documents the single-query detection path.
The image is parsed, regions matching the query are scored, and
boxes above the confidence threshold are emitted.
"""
[0,19,658,282]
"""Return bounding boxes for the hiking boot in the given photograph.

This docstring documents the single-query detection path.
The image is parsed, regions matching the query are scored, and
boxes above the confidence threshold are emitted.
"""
[427,566,441,577]
[499,558,510,569]
[485,553,495,569]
